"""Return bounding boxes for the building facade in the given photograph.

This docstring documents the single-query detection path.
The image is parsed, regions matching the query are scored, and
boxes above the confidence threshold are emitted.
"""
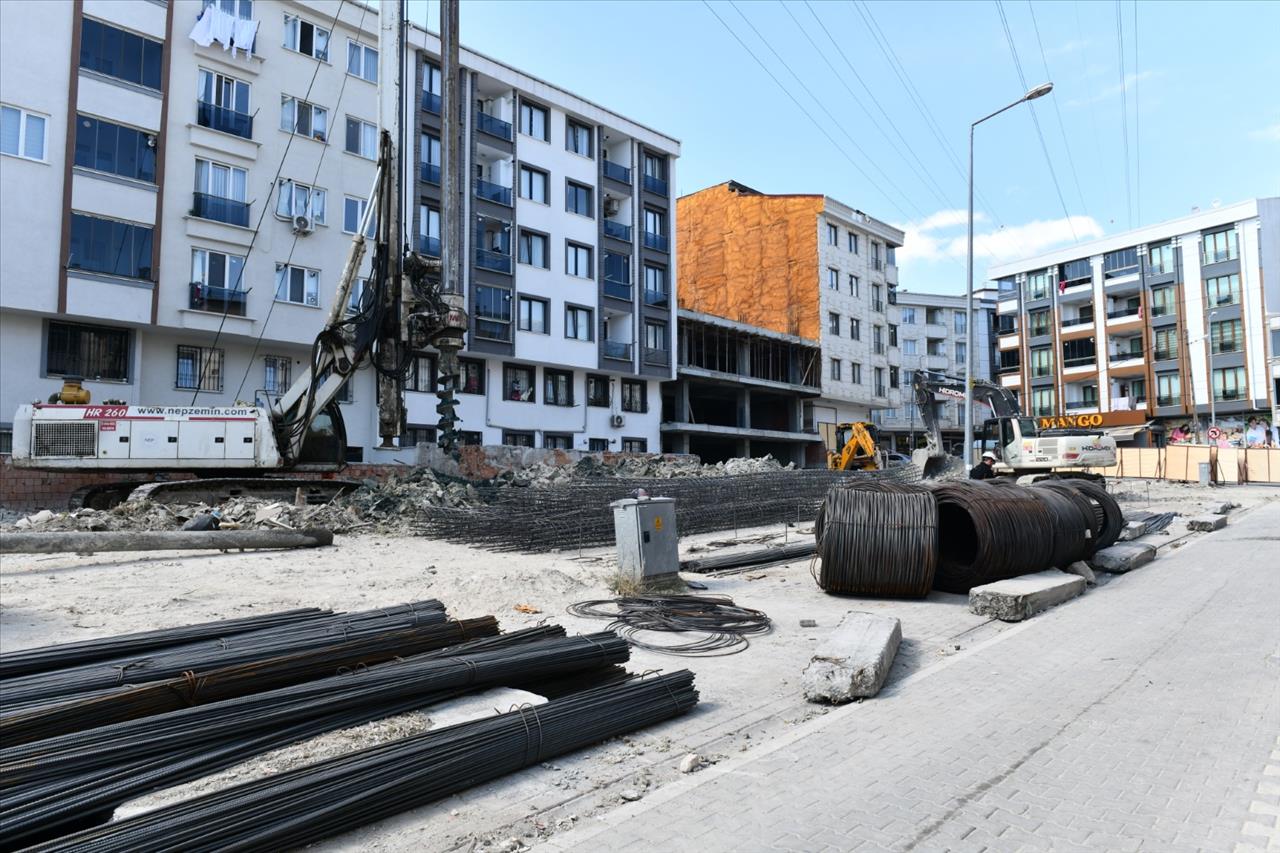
[0,0,678,461]
[987,199,1279,447]
[676,181,902,461]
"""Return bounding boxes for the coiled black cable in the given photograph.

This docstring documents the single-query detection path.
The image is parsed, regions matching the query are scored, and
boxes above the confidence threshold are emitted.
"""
[567,595,771,657]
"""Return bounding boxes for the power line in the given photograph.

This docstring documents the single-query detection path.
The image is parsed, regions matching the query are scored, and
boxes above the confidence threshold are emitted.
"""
[1027,0,1089,217]
[994,0,1078,241]
[1133,0,1140,225]
[1115,0,1133,228]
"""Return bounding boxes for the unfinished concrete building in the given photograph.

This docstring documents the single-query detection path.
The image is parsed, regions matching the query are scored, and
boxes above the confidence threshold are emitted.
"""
[661,309,822,465]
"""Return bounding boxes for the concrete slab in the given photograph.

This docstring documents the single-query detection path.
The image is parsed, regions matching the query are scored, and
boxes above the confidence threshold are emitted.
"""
[802,612,901,704]
[968,571,1086,622]
[1090,543,1157,574]
[1118,521,1148,542]
[1212,501,1236,515]
[1188,515,1228,532]
[1063,560,1097,584]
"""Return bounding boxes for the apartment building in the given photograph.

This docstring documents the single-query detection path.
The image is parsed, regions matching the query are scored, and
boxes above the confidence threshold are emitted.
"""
[872,289,997,453]
[988,199,1279,447]
[676,180,902,457]
[659,308,822,466]
[0,1,679,460]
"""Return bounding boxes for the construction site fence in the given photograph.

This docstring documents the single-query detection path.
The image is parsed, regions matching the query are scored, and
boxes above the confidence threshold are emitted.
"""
[1077,445,1280,485]
[418,466,923,553]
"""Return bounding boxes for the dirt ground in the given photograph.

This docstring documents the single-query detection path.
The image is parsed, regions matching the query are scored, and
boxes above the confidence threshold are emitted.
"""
[1,478,1274,851]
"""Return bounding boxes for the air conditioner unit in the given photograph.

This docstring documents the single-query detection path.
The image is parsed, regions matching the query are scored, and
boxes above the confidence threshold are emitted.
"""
[610,414,625,428]
[292,215,314,235]
[603,197,621,217]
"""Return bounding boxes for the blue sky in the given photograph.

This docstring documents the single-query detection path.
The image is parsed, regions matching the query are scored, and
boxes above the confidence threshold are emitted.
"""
[402,0,1280,294]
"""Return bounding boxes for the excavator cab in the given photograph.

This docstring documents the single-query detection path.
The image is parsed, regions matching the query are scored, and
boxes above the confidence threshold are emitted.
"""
[828,421,887,471]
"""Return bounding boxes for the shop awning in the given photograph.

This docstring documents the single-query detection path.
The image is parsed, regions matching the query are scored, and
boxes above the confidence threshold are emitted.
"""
[1102,421,1156,442]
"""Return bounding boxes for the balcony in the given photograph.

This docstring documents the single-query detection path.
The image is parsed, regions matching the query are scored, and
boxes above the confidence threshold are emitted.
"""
[873,343,886,355]
[1107,306,1141,320]
[1153,348,1177,361]
[604,278,632,301]
[474,178,511,206]
[418,235,440,257]
[422,91,441,114]
[1156,394,1180,406]
[643,288,669,308]
[642,173,667,195]
[603,340,632,361]
[643,231,668,252]
[475,248,511,274]
[1203,247,1237,265]
[192,192,249,228]
[872,300,884,312]
[197,100,252,139]
[643,347,670,366]
[1214,389,1247,402]
[872,258,883,271]
[603,220,631,241]
[476,111,512,141]
[874,385,887,397]
[1065,399,1098,411]
[997,361,1021,374]
[603,160,631,184]
[1061,316,1094,330]
[475,317,511,342]
[420,162,440,184]
[189,283,246,316]
[1063,356,1096,368]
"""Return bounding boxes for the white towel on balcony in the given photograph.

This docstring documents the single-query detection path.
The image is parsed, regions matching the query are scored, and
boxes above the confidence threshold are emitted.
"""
[188,7,215,47]
[231,18,258,58]
[210,7,235,52]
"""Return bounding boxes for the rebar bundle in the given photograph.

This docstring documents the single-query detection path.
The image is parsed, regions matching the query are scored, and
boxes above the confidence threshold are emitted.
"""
[813,482,938,597]
[417,467,920,553]
[930,481,1057,593]
[680,541,816,574]
[0,600,447,710]
[567,594,772,656]
[26,671,699,853]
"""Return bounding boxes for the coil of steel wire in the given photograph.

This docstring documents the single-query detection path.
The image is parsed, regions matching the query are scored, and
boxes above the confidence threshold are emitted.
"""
[566,595,771,656]
[1035,479,1123,550]
[1024,483,1097,567]
[929,481,1056,593]
[813,483,938,598]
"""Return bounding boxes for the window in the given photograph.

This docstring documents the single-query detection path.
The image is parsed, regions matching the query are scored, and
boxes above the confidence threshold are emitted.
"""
[421,133,441,183]
[191,248,245,291]
[519,101,548,141]
[1153,327,1178,361]
[346,40,377,82]
[79,18,162,90]
[1030,347,1053,377]
[345,117,377,159]
[46,321,130,381]
[644,207,666,236]
[849,274,859,296]
[849,318,860,340]
[955,341,967,363]
[459,430,483,446]
[1062,338,1096,367]
[1211,319,1242,354]
[826,223,838,246]
[1205,273,1240,307]
[264,355,291,394]
[1156,371,1180,406]
[68,214,153,279]
[419,205,440,255]
[283,14,329,60]
[872,325,884,354]
[588,438,610,452]
[566,306,593,341]
[204,0,254,20]
[475,286,512,341]
[566,181,593,217]
[827,268,838,290]
[587,375,610,407]
[503,431,534,448]
[274,263,319,306]
[1028,271,1049,299]
[903,339,917,356]
[566,118,592,157]
[1031,388,1056,416]
[828,312,840,335]
[176,345,224,392]
[848,232,860,253]
[281,96,328,140]
[0,427,11,456]
[518,230,549,268]
[622,437,648,453]
[1202,229,1238,265]
[888,324,897,347]
[519,165,548,203]
[422,62,441,112]
[954,313,967,334]
[458,359,485,394]
[566,243,593,278]
[1029,310,1050,337]
[408,353,437,393]
[73,115,154,182]
[343,196,377,237]
[1103,247,1139,276]
[874,367,885,396]
[402,424,436,447]
[621,379,647,413]
[542,433,572,450]
[504,364,536,402]
[544,369,573,406]
[2,105,47,161]
[197,70,251,138]
[517,295,549,334]
[1148,243,1175,275]
[872,284,883,311]
[830,358,842,381]
[889,366,899,389]
[1151,286,1176,317]
[850,362,862,384]
[901,307,916,324]
[1060,259,1091,286]
[276,179,326,225]
[642,152,667,193]
[644,321,667,351]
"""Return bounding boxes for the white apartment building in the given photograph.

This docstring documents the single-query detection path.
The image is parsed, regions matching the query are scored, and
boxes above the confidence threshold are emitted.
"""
[0,0,679,461]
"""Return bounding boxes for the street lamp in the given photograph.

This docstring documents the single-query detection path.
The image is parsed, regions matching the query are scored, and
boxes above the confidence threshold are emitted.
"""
[963,82,1053,466]
[1206,309,1218,435]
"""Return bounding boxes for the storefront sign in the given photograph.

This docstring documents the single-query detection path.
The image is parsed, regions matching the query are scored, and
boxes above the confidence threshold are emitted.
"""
[1037,410,1148,430]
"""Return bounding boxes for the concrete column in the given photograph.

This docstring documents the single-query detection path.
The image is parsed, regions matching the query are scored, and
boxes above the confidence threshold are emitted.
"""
[675,380,690,423]
[739,388,751,429]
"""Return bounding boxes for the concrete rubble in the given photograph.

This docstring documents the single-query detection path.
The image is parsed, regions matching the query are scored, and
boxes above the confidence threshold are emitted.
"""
[1089,542,1157,574]
[1187,515,1228,532]
[969,571,1086,622]
[802,612,901,704]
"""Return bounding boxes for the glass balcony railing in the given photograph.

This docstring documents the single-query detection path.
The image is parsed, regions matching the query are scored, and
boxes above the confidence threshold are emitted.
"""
[192,192,249,227]
[419,235,441,257]
[643,231,668,252]
[1063,355,1097,368]
[1062,316,1093,328]
[1153,349,1177,361]
[1156,394,1180,406]
[420,162,440,184]
[604,278,632,300]
[1107,307,1141,319]
[476,111,512,141]
[475,248,511,273]
[474,178,512,206]
[197,100,252,139]
[422,91,441,114]
[189,282,246,316]
[603,160,631,183]
[474,317,511,342]
[643,288,669,307]
[603,220,631,241]
[643,347,669,366]
[1065,399,1098,411]
[603,340,631,361]
[642,173,668,195]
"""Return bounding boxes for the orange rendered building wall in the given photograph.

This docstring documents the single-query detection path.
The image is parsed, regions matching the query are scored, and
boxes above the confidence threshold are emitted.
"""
[676,184,822,340]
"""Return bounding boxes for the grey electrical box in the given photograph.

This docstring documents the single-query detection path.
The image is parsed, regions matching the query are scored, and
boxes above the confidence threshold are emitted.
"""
[611,496,679,583]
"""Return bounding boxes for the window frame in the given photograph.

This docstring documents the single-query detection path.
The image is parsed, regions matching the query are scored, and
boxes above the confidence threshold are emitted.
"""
[345,40,377,83]
[830,358,842,381]
[565,118,593,158]
[565,180,594,218]
[518,164,549,204]
[826,223,838,246]
[458,358,485,395]
[517,294,550,335]
[1205,273,1241,308]
[566,241,593,279]
[275,178,326,225]
[280,95,328,141]
[587,374,610,407]
[517,228,550,269]
[621,378,647,413]
[175,344,225,392]
[68,213,154,281]
[78,17,163,90]
[518,100,549,142]
[74,113,156,182]
[565,305,594,341]
[191,247,246,292]
[342,195,377,237]
[543,368,574,407]
[274,263,321,306]
[474,285,513,342]
[344,116,377,159]
[45,320,132,382]
[263,355,292,394]
[2,104,49,162]
[282,13,330,61]
[503,364,537,403]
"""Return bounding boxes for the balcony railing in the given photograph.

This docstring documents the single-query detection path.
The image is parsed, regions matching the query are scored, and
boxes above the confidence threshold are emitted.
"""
[603,220,631,241]
[604,279,632,300]
[1203,248,1237,265]
[419,235,441,257]
[873,343,886,355]
[197,100,252,139]
[642,174,667,195]
[1107,307,1141,319]
[1211,340,1241,354]
[476,111,512,141]
[192,192,249,227]
[420,162,440,184]
[643,231,668,252]
[603,340,632,361]
[1031,367,1054,378]
[643,288,669,308]
[1065,400,1098,411]
[643,347,669,366]
[1033,407,1055,417]
[189,282,246,316]
[875,385,887,397]
[1151,305,1176,318]
[872,300,884,312]
[1156,395,1180,406]
[422,91,441,114]
[474,178,512,206]
[1214,389,1246,401]
[1061,316,1093,328]
[997,362,1021,374]
[1063,356,1096,368]
[474,317,511,342]
[603,160,631,183]
[1153,349,1177,361]
[475,248,512,274]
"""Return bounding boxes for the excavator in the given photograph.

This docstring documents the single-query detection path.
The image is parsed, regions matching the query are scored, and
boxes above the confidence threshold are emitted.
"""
[9,3,469,508]
[826,422,888,471]
[910,371,1118,479]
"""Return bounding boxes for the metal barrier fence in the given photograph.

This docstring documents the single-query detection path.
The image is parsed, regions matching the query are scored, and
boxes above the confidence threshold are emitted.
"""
[1081,445,1280,484]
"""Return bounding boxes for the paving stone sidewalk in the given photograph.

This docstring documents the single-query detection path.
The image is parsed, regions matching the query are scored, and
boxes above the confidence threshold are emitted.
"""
[542,501,1280,853]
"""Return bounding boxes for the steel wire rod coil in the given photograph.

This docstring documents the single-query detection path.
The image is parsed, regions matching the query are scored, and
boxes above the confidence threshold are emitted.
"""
[928,481,1056,593]
[1023,483,1097,568]
[813,483,938,598]
[1034,479,1123,549]
[566,594,771,656]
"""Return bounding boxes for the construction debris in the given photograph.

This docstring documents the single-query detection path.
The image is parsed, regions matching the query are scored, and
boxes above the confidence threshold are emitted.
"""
[1187,515,1229,532]
[969,571,1087,622]
[1118,510,1178,541]
[0,527,334,555]
[802,612,902,703]
[1089,542,1157,574]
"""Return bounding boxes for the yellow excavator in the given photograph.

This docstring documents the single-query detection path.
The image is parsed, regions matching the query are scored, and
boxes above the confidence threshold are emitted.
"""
[827,421,887,471]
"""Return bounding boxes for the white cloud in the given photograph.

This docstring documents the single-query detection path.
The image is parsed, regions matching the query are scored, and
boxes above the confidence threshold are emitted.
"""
[1250,122,1280,142]
[1065,70,1158,108]
[913,209,985,232]
[895,212,1104,269]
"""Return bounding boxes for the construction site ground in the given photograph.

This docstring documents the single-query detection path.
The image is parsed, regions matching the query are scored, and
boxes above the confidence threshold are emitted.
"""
[1,478,1276,851]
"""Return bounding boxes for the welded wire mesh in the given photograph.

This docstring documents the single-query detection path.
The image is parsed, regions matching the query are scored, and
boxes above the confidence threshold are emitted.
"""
[813,482,938,598]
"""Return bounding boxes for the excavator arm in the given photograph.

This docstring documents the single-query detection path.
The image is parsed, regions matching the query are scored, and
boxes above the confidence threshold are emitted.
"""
[827,422,885,471]
[910,371,1024,476]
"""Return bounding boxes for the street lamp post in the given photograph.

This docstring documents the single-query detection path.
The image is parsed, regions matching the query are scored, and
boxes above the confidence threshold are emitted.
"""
[964,82,1053,466]
[1207,309,1218,435]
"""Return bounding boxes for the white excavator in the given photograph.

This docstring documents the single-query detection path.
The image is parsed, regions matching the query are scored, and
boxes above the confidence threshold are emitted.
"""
[910,371,1118,479]
[9,3,469,508]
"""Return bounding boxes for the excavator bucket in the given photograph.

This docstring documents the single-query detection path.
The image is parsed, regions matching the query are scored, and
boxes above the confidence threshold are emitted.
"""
[912,448,966,480]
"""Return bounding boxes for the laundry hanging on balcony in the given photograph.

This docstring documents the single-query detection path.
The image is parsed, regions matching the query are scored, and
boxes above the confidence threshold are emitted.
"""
[189,5,258,59]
